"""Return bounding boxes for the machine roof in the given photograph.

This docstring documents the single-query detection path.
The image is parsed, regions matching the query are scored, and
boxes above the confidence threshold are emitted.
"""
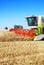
[25,15,44,18]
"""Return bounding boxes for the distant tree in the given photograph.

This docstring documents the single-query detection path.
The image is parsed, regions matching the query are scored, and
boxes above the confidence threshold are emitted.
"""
[14,25,23,29]
[5,27,8,29]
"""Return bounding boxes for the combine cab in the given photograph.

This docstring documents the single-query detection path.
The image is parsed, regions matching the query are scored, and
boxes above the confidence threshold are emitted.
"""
[26,15,44,40]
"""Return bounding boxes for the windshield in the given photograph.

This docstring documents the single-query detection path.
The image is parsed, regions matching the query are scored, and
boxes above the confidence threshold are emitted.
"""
[27,17,38,26]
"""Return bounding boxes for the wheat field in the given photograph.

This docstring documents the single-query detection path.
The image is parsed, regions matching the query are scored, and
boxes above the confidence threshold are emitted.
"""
[0,41,44,65]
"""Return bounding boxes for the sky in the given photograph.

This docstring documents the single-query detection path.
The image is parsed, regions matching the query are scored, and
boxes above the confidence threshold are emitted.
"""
[0,0,44,29]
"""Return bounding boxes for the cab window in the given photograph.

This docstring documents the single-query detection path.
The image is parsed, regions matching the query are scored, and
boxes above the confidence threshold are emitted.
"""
[27,17,38,26]
[41,17,44,23]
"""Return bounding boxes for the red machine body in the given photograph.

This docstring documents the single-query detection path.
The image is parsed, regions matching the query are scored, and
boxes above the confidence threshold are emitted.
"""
[9,28,36,38]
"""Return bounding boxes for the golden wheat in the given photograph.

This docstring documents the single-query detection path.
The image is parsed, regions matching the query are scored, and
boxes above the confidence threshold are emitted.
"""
[0,41,44,65]
[0,30,24,41]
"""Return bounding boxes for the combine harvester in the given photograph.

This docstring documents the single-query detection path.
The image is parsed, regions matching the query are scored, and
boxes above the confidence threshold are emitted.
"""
[9,15,44,41]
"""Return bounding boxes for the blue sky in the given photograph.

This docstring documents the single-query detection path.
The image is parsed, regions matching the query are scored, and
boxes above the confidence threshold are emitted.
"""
[0,0,44,29]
